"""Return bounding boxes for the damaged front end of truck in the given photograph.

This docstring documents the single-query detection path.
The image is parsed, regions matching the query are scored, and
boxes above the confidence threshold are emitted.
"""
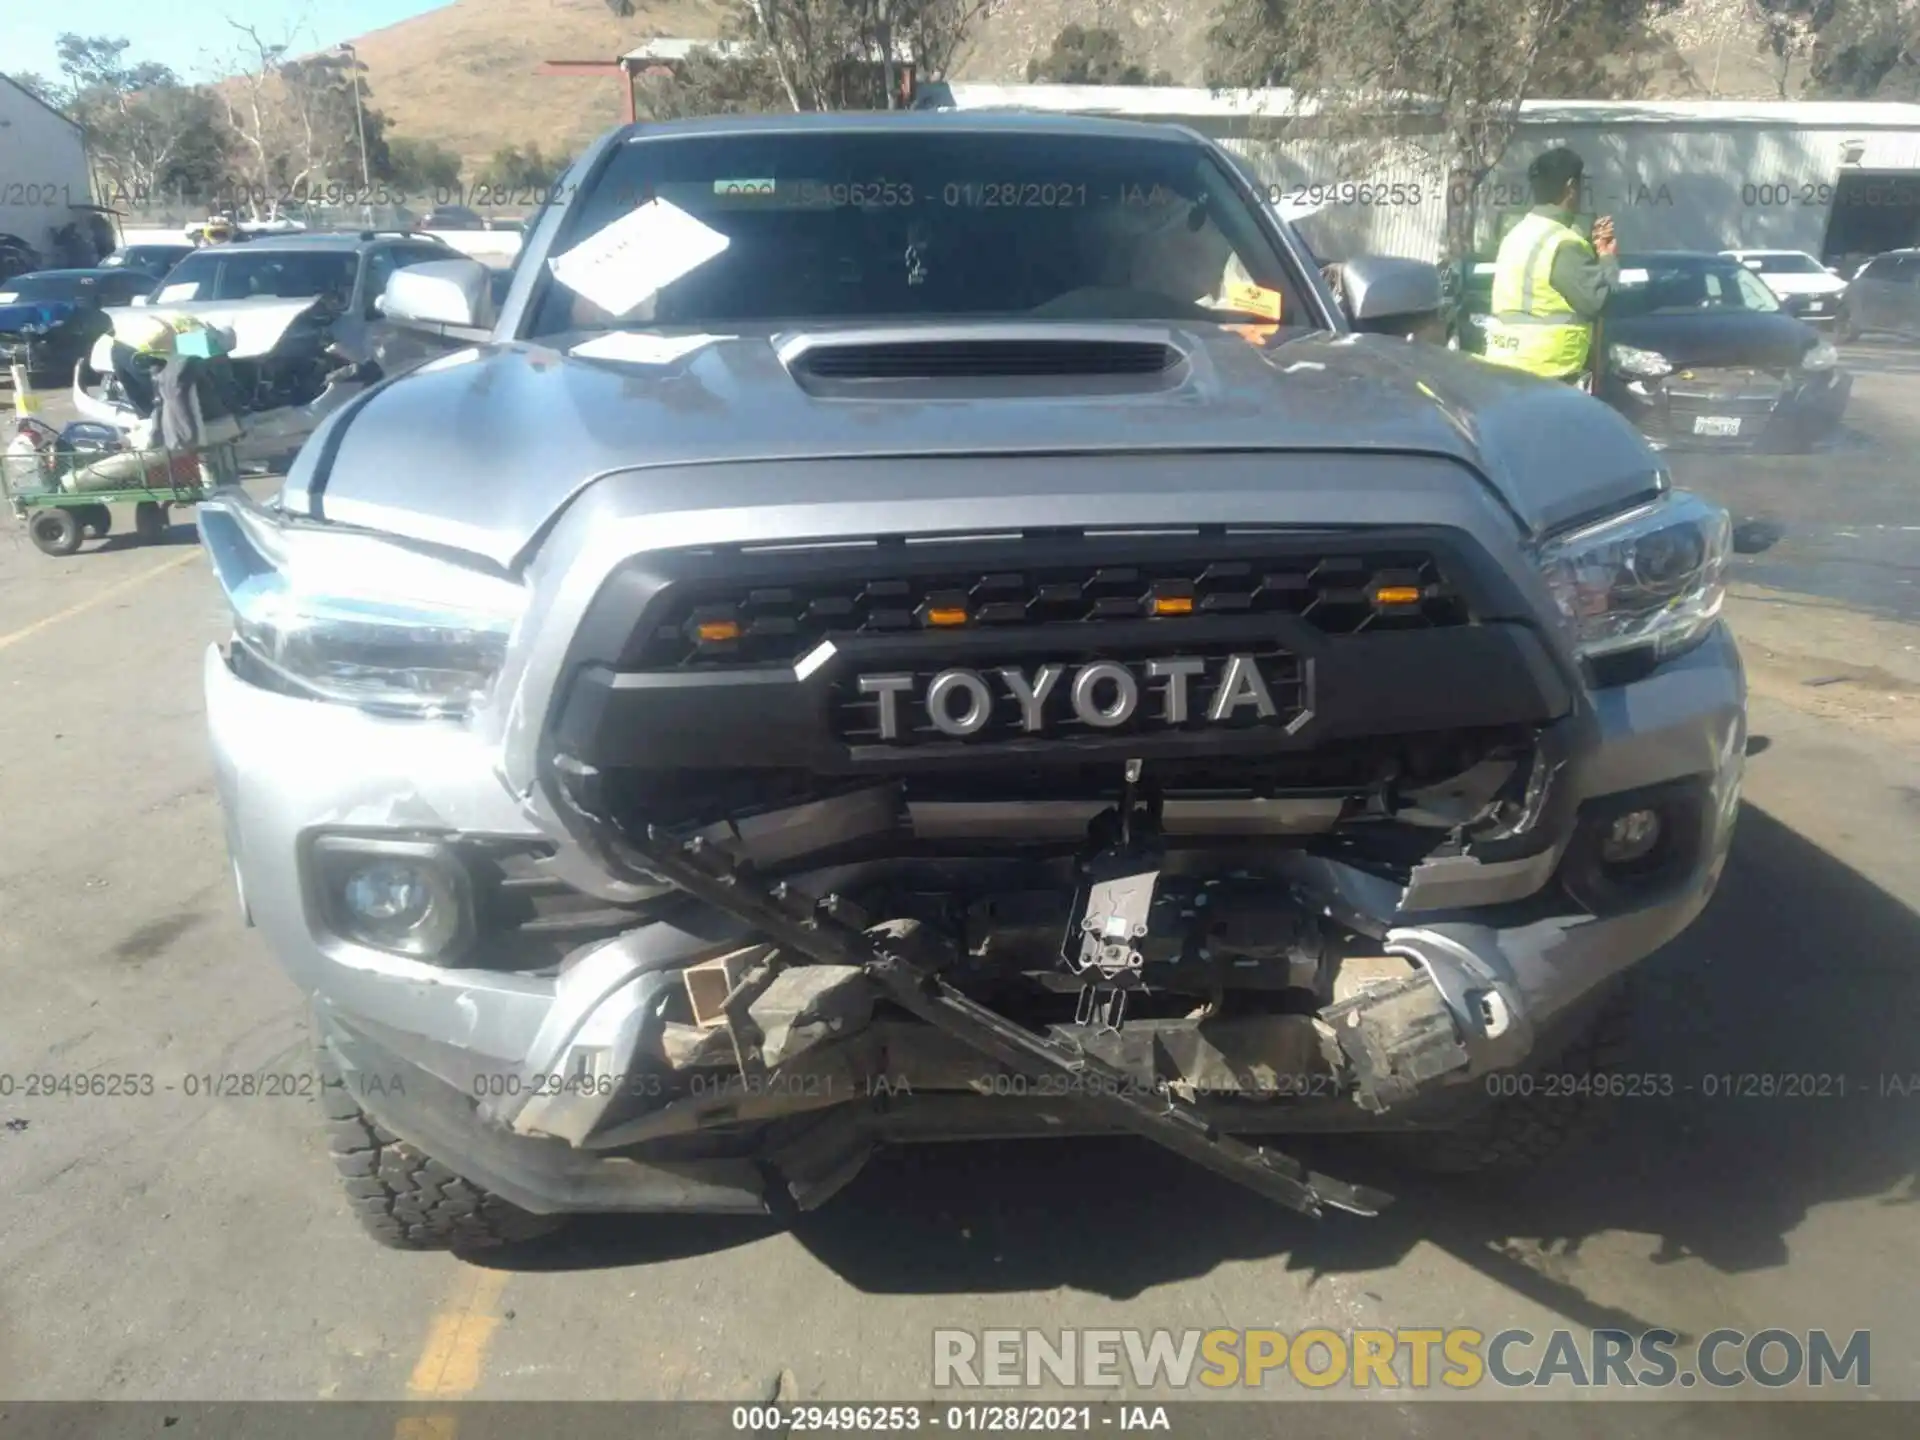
[300,522,1737,1225]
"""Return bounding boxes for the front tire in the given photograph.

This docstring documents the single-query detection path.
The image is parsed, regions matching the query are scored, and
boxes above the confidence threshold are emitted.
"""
[1376,984,1636,1175]
[317,1047,563,1251]
[28,506,83,557]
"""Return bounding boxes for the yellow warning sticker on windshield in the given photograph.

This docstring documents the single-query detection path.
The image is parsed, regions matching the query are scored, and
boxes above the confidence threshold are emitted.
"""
[1223,281,1284,322]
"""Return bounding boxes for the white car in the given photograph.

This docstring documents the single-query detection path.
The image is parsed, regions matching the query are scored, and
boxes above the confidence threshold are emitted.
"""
[1720,248,1847,326]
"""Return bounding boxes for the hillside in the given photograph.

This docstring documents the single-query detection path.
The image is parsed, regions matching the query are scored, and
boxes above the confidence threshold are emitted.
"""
[341,0,1791,169]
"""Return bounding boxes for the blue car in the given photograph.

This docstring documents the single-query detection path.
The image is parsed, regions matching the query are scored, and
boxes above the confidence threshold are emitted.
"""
[0,268,152,385]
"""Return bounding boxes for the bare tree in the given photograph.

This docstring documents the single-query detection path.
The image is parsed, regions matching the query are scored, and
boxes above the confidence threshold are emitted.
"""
[1810,0,1920,95]
[210,22,388,216]
[217,23,297,217]
[1208,0,1683,263]
[31,34,229,203]
[604,0,995,111]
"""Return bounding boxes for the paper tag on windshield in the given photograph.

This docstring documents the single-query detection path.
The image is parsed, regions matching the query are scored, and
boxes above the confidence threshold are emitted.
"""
[1618,268,1649,285]
[0,293,17,304]
[1222,280,1284,322]
[156,282,199,302]
[570,332,731,365]
[547,198,730,318]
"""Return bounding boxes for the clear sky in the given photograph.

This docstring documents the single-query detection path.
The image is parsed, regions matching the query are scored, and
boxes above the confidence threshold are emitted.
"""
[9,0,454,86]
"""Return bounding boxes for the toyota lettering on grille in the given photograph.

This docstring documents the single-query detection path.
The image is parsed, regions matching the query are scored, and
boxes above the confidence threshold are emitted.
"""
[853,654,1300,742]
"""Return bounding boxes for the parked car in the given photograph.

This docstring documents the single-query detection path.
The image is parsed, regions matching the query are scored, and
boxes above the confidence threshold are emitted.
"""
[196,111,1745,1250]
[100,242,197,282]
[1836,248,1920,342]
[119,229,458,410]
[1600,251,1849,450]
[423,204,488,231]
[1720,248,1847,327]
[0,268,152,384]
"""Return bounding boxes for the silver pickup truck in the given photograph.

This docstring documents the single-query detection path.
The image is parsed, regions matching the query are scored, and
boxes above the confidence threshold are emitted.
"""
[196,112,1745,1249]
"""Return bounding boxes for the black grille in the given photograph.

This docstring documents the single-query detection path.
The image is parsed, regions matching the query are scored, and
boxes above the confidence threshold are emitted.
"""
[790,339,1178,380]
[1665,368,1787,418]
[635,551,1466,669]
[832,644,1308,746]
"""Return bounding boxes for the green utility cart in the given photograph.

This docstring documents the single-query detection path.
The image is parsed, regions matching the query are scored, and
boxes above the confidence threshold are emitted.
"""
[4,418,239,557]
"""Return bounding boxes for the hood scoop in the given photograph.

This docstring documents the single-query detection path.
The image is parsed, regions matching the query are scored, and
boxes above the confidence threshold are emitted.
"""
[777,324,1187,389]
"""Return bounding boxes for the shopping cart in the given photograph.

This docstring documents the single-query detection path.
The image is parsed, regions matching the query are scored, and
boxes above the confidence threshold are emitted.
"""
[4,414,239,557]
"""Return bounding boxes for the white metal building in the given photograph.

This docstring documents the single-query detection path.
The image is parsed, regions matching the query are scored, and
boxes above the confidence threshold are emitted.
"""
[0,76,93,260]
[925,83,1920,265]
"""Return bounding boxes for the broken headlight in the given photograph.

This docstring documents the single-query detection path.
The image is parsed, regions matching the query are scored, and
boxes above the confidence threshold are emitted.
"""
[1607,343,1672,379]
[1536,490,1731,664]
[199,492,526,718]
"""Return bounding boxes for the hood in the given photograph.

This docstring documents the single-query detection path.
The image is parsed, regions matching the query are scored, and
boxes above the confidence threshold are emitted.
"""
[295,325,1663,569]
[102,297,325,360]
[0,299,79,332]
[1604,310,1819,370]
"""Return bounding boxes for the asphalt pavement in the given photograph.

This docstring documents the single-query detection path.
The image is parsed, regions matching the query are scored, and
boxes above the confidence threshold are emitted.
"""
[1678,339,1920,622]
[1,343,1917,1412]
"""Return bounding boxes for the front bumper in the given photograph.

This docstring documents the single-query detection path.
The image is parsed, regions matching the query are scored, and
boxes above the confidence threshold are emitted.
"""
[1600,367,1852,450]
[206,619,1746,1215]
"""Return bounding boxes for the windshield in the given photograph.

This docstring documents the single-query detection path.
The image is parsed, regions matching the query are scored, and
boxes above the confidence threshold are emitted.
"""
[0,273,94,303]
[529,130,1309,336]
[1611,257,1782,316]
[1743,253,1824,275]
[107,247,190,270]
[154,250,356,304]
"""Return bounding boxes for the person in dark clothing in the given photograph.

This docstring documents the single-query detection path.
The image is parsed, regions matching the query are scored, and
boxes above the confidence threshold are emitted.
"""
[110,342,159,417]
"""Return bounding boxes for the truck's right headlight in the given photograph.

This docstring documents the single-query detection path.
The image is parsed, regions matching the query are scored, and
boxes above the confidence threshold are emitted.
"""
[199,492,525,718]
[1535,490,1732,663]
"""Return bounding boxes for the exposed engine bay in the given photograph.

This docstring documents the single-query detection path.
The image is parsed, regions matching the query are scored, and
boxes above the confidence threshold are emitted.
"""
[75,298,365,466]
[521,722,1563,1219]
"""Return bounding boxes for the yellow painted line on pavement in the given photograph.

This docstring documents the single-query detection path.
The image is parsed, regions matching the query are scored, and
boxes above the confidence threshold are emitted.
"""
[0,549,201,654]
[395,1265,512,1440]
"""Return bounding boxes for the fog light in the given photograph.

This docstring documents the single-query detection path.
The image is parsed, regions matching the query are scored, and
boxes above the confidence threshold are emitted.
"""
[312,836,470,960]
[1599,808,1663,866]
[344,862,431,924]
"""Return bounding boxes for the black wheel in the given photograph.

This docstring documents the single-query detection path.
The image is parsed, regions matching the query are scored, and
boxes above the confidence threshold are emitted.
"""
[27,506,83,557]
[317,1045,563,1252]
[79,503,112,536]
[133,500,167,544]
[1373,983,1637,1175]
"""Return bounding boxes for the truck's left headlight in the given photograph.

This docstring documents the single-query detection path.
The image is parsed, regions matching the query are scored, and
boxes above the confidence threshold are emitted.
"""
[1536,490,1732,664]
[200,493,526,718]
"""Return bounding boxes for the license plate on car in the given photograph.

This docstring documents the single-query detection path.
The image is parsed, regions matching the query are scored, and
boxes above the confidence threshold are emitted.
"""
[1693,415,1742,437]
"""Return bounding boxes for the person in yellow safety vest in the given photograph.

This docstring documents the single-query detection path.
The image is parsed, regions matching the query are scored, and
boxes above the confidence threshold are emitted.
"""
[1481,147,1619,385]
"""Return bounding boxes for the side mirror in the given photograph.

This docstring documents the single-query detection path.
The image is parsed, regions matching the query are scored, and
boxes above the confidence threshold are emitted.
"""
[1340,255,1447,342]
[1826,266,1843,276]
[380,257,494,330]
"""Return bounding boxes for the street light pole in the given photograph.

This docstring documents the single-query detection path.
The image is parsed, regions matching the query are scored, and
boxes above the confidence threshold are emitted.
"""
[338,42,373,225]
